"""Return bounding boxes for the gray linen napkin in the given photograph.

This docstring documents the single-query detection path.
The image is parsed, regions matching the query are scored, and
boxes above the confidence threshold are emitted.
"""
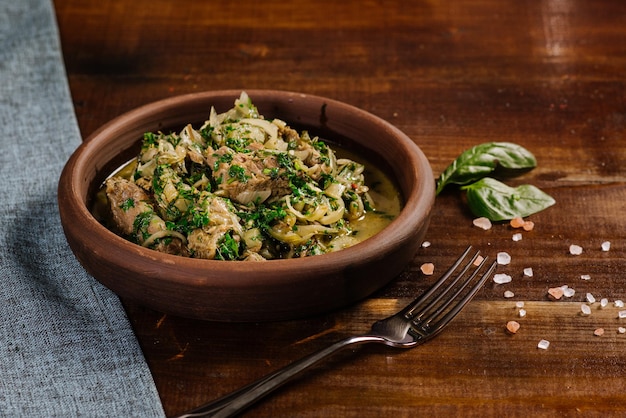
[0,1,166,416]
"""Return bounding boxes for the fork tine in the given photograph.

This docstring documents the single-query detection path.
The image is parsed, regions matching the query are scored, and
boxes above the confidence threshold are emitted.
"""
[424,253,487,320]
[410,251,496,339]
[426,255,496,332]
[402,245,476,319]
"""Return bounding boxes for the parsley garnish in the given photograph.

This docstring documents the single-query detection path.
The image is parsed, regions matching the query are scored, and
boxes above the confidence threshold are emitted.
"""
[132,211,153,241]
[239,203,287,233]
[228,164,250,183]
[120,198,135,212]
[213,152,233,171]
[215,231,241,260]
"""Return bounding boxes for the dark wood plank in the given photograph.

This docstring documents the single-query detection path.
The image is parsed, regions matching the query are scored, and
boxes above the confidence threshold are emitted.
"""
[54,0,626,415]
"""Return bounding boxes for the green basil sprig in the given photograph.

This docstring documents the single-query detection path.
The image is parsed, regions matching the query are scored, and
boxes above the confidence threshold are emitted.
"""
[436,142,555,221]
[462,177,556,221]
[435,142,537,195]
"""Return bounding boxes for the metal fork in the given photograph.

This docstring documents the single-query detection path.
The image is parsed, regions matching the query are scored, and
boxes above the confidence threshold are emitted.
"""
[175,246,496,418]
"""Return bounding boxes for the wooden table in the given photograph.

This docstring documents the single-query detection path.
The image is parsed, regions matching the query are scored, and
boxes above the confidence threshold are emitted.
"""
[54,0,626,416]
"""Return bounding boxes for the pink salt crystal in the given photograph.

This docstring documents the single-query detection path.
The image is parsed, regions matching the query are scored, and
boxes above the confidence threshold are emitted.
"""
[510,217,525,228]
[473,217,492,230]
[506,321,520,334]
[420,263,435,275]
[548,287,564,300]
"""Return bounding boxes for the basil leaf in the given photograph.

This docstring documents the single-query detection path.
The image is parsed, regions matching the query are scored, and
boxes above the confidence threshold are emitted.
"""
[462,177,555,221]
[436,142,537,195]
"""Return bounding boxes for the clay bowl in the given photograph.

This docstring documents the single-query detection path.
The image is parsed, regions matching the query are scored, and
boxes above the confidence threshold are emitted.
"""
[58,90,435,322]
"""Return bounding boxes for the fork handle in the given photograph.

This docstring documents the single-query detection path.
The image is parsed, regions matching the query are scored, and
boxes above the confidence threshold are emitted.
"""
[175,335,381,418]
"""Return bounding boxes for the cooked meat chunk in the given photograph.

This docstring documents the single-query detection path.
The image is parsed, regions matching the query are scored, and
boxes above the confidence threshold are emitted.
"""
[105,177,186,255]
[186,192,243,259]
[105,177,152,236]
[243,251,267,261]
[207,147,291,205]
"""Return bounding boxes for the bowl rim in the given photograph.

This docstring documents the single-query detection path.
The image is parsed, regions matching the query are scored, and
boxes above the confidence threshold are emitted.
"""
[59,89,434,289]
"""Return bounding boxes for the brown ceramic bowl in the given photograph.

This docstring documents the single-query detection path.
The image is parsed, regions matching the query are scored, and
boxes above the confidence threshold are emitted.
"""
[58,90,435,322]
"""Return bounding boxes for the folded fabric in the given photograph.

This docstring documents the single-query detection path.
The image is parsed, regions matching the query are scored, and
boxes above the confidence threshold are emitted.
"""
[0,1,165,416]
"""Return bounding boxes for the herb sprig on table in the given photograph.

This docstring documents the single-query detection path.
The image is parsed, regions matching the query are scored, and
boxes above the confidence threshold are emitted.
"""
[435,142,555,221]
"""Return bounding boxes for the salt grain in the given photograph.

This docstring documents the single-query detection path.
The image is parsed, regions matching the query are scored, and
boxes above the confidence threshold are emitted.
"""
[510,217,525,228]
[580,274,591,281]
[618,310,626,319]
[594,328,605,337]
[473,255,485,266]
[506,321,520,334]
[562,286,576,298]
[523,267,533,277]
[493,273,512,284]
[512,233,523,242]
[600,298,609,308]
[504,290,515,298]
[420,263,435,275]
[580,304,591,316]
[537,339,550,350]
[519,309,527,318]
[618,327,626,334]
[569,244,583,255]
[497,252,511,265]
[473,217,492,230]
[548,287,564,300]
[421,241,431,248]
[515,301,525,308]
[614,300,624,308]
[601,241,611,252]
[586,293,596,304]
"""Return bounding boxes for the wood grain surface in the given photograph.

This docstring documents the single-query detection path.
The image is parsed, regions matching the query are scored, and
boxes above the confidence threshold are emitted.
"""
[54,0,626,416]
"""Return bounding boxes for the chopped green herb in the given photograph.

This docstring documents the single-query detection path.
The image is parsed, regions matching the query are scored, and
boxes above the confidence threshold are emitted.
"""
[215,231,241,260]
[120,198,135,212]
[227,164,250,183]
[132,211,154,241]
